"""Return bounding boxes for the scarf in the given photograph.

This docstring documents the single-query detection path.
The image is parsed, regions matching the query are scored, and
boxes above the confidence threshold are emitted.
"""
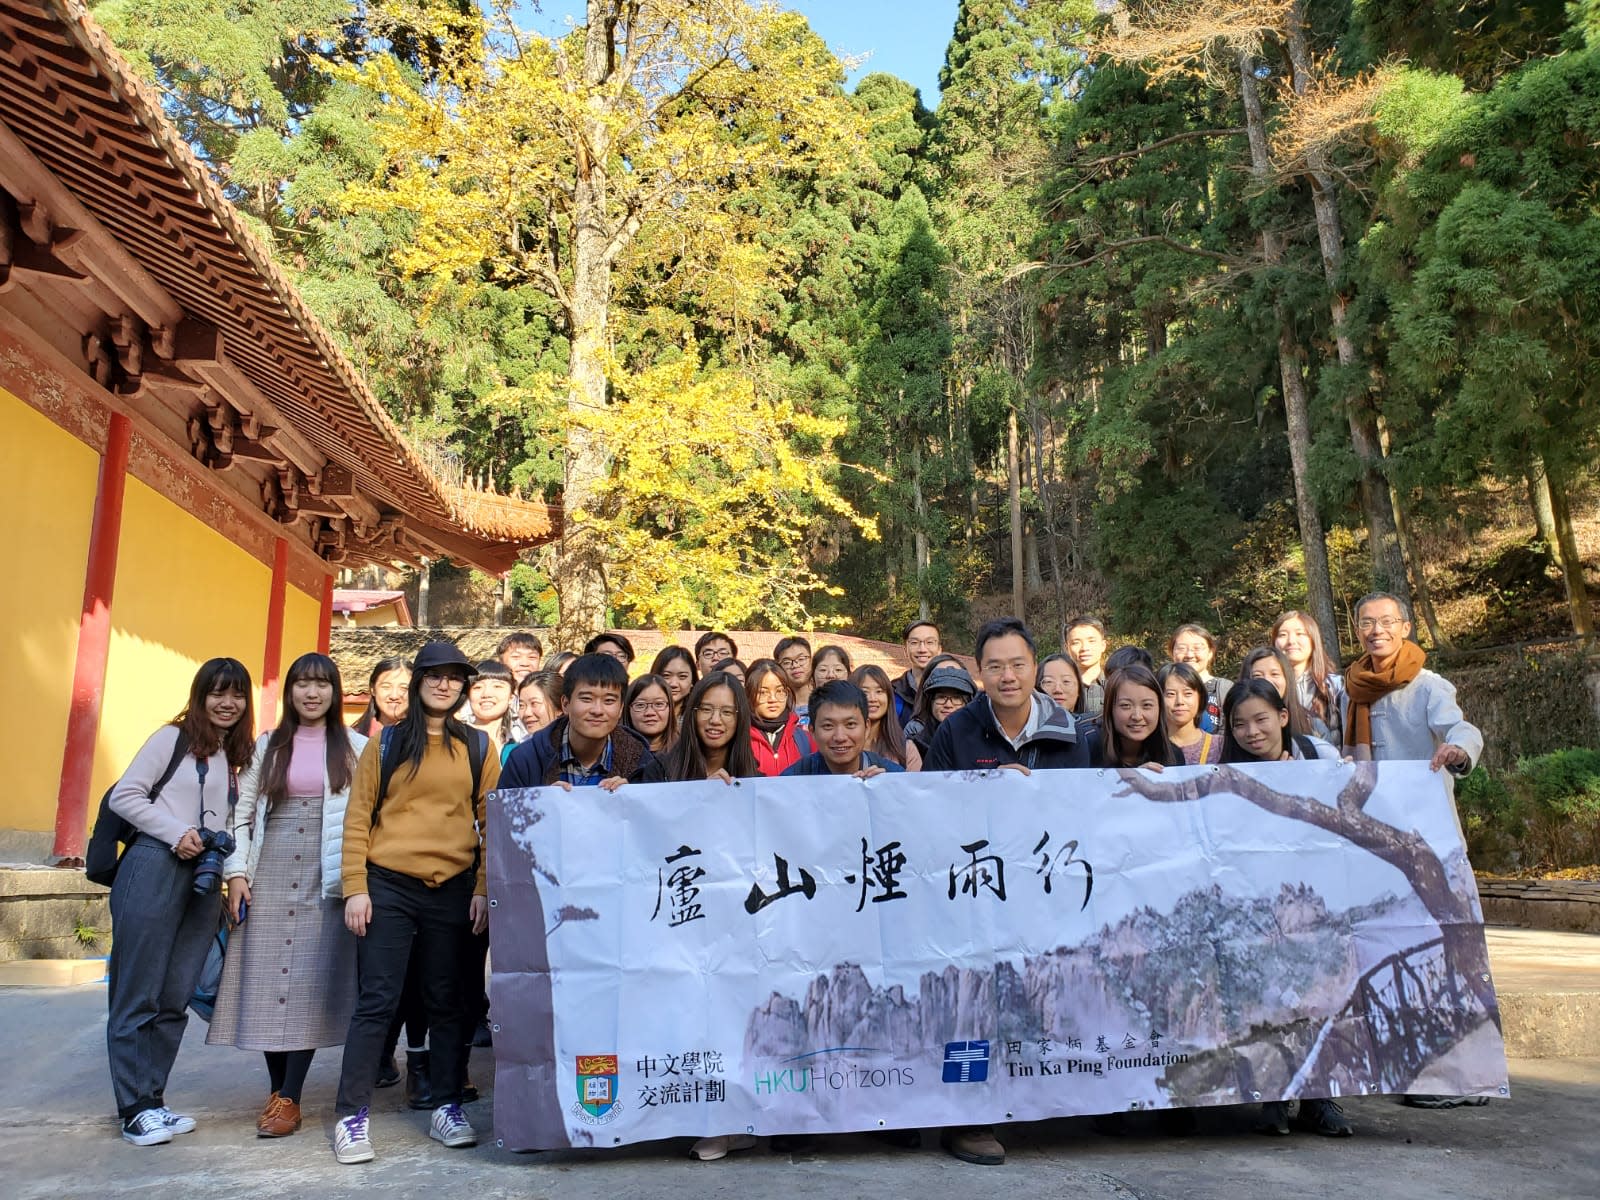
[1343,641,1426,759]
[751,710,791,745]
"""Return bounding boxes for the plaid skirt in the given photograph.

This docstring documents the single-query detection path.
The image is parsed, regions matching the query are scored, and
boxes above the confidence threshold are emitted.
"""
[206,794,356,1050]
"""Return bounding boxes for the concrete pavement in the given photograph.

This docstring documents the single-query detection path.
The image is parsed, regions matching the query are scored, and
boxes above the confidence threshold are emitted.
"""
[3,982,1597,1200]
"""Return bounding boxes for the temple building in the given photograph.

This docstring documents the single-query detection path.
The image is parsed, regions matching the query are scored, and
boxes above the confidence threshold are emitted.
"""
[0,0,558,862]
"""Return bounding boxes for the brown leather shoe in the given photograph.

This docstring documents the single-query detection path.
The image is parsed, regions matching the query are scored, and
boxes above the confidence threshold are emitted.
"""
[940,1125,1005,1165]
[256,1093,302,1138]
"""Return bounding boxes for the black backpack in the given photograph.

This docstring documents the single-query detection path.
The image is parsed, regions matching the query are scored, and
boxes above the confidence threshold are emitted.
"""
[373,724,487,822]
[85,730,191,887]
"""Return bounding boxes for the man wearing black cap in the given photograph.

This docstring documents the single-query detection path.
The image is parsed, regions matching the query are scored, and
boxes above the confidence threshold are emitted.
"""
[332,641,496,1166]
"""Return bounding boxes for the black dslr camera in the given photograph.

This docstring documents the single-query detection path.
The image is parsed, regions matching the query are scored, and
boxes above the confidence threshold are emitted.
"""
[191,828,237,896]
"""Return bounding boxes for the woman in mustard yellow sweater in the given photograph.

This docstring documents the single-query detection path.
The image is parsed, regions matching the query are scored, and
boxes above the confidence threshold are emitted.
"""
[330,642,498,1166]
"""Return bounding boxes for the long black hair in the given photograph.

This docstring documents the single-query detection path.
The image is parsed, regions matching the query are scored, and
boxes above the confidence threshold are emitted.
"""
[1220,677,1293,763]
[1237,646,1312,736]
[260,653,356,808]
[850,664,910,766]
[353,656,410,737]
[1101,665,1179,768]
[389,662,476,783]
[174,657,255,770]
[667,671,758,781]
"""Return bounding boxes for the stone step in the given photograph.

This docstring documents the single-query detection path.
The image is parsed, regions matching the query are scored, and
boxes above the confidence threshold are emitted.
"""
[0,864,109,963]
[1487,926,1600,1059]
[0,957,105,987]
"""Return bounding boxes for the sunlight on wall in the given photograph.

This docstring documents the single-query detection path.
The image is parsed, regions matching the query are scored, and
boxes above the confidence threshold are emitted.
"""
[0,387,98,832]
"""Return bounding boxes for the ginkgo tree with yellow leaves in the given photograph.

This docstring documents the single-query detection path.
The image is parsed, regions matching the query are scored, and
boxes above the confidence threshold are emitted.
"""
[573,351,876,629]
[342,0,873,640]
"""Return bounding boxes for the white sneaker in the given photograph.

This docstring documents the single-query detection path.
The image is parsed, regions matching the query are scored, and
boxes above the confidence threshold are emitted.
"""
[429,1102,477,1149]
[691,1134,758,1161]
[333,1108,375,1164]
[122,1110,173,1146]
[153,1107,196,1135]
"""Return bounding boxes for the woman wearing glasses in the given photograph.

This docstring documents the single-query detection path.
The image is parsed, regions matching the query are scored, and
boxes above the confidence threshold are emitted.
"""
[623,674,678,755]
[745,658,815,776]
[662,671,760,1160]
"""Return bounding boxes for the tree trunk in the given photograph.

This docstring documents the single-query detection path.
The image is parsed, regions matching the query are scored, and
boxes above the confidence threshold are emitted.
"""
[1545,459,1594,636]
[1240,56,1340,659]
[912,431,930,620]
[553,3,623,650]
[1376,415,1449,649]
[416,557,431,626]
[1283,7,1411,609]
[1527,455,1559,549]
[1041,407,1069,634]
[1008,406,1025,618]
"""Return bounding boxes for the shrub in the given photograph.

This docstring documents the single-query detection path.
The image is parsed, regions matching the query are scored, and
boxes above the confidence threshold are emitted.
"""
[1517,749,1600,821]
[1456,749,1600,873]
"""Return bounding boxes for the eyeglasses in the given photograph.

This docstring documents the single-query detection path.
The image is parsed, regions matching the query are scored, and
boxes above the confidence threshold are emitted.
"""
[694,706,738,721]
[631,700,671,714]
[777,654,810,670]
[421,672,464,688]
[1357,617,1406,632]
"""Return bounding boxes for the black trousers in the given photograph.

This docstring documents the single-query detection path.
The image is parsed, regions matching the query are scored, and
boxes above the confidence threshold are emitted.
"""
[335,865,473,1115]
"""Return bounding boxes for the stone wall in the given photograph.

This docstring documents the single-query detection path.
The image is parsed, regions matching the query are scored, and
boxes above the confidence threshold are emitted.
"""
[0,867,110,962]
[1435,642,1600,773]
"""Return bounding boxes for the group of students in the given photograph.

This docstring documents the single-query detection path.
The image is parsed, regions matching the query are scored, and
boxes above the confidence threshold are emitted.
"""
[101,592,1483,1166]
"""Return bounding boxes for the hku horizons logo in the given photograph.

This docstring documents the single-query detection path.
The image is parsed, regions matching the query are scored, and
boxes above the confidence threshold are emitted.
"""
[754,1046,916,1094]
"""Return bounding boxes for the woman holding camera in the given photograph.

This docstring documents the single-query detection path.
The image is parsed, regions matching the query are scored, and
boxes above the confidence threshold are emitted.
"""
[208,653,366,1137]
[105,657,254,1146]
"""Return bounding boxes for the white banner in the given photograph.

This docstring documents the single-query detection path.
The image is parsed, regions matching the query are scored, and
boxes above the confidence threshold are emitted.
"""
[486,761,1508,1150]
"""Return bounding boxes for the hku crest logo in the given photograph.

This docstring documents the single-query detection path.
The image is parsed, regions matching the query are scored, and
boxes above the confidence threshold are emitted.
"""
[942,1040,991,1083]
[573,1054,623,1125]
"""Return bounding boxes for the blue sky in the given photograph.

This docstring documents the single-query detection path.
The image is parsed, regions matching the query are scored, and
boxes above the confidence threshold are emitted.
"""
[522,1,960,105]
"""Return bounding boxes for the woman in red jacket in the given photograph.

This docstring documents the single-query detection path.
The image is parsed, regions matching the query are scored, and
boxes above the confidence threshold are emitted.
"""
[746,658,814,776]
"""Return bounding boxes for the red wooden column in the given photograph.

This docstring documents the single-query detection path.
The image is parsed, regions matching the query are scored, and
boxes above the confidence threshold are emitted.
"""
[317,572,333,654]
[51,413,131,864]
[259,536,289,726]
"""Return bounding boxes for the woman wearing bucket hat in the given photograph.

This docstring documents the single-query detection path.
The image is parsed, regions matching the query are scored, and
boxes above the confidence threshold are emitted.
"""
[330,641,498,1166]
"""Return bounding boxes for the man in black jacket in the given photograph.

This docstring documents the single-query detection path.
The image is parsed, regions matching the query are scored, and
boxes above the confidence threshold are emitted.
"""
[920,618,1087,1168]
[501,654,663,789]
[924,617,1089,775]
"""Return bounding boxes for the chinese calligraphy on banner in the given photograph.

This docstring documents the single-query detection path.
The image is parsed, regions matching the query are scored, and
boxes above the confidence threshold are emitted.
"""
[486,762,1508,1151]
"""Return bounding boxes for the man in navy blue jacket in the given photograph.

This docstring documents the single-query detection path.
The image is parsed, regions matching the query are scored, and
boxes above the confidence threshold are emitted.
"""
[920,618,1087,1168]
[781,681,905,778]
[923,617,1089,776]
[501,654,663,789]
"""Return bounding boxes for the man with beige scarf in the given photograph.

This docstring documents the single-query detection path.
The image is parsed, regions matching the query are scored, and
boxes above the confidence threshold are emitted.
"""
[1343,591,1486,1111]
[1342,593,1483,772]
